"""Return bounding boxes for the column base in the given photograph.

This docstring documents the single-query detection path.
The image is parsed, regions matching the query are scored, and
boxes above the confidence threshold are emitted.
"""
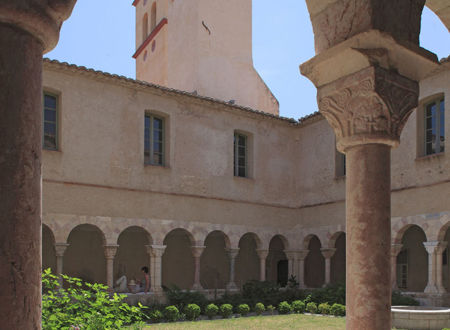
[226,282,238,291]
[192,283,204,291]
[424,285,439,294]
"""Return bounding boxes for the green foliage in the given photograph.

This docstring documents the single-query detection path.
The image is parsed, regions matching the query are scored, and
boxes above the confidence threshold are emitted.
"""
[148,310,163,323]
[241,280,280,306]
[237,304,250,316]
[42,269,147,330]
[254,302,265,316]
[204,303,219,319]
[278,301,292,314]
[220,304,234,318]
[291,300,305,314]
[305,283,346,305]
[318,302,331,315]
[184,304,201,321]
[266,305,275,315]
[306,302,318,314]
[391,291,419,306]
[287,275,299,288]
[165,286,208,311]
[163,305,180,322]
[330,303,346,316]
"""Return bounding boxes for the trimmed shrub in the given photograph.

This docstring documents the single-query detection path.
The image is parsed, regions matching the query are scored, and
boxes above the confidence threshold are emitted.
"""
[318,302,331,315]
[184,304,201,321]
[392,291,419,306]
[205,303,219,319]
[220,304,233,318]
[278,301,292,315]
[254,302,265,316]
[291,300,305,314]
[330,303,346,316]
[237,304,250,316]
[267,305,275,315]
[165,286,208,311]
[163,305,180,322]
[306,302,318,314]
[149,310,163,323]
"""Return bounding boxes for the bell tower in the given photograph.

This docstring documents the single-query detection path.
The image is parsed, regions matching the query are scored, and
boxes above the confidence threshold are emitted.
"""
[132,0,279,115]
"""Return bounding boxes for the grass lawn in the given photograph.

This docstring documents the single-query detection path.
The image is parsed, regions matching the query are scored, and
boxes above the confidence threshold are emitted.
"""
[145,314,346,329]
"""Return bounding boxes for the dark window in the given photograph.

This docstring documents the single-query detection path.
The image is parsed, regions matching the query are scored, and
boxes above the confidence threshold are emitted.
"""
[234,132,247,177]
[425,98,445,155]
[43,93,58,150]
[144,114,164,166]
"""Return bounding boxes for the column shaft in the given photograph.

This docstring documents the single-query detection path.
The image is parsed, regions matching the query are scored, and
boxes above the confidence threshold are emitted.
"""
[324,258,331,286]
[346,144,391,329]
[226,249,239,290]
[391,244,403,291]
[0,24,44,330]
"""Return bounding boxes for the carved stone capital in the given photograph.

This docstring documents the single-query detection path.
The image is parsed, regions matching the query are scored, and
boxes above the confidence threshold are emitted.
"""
[318,66,418,153]
[321,248,337,259]
[296,250,310,260]
[54,243,69,257]
[191,246,206,258]
[103,245,119,260]
[0,0,77,52]
[226,248,239,259]
[256,249,269,260]
[147,245,166,258]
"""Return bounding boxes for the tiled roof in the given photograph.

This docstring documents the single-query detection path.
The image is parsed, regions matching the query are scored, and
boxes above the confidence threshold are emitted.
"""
[43,58,323,126]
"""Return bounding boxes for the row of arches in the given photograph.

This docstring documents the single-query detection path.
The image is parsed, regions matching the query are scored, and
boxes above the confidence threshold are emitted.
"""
[42,224,346,291]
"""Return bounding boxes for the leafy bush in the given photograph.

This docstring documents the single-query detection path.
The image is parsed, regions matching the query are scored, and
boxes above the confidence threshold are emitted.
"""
[391,291,419,306]
[306,302,318,314]
[278,301,292,314]
[149,310,163,323]
[305,283,346,305]
[291,300,305,314]
[163,305,180,322]
[330,303,346,316]
[287,275,299,288]
[237,304,250,316]
[165,286,208,311]
[42,269,147,329]
[220,304,234,318]
[205,303,219,319]
[267,305,275,315]
[242,280,280,306]
[184,304,201,321]
[318,302,331,315]
[254,302,265,315]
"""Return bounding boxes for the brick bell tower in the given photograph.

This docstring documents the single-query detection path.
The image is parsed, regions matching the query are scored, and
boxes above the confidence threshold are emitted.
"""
[132,0,279,115]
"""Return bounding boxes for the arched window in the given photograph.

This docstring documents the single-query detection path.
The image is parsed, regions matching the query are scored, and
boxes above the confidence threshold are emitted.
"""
[151,2,157,31]
[142,13,148,43]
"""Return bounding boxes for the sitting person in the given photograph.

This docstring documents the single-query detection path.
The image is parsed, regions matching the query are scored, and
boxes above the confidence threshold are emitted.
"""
[128,266,150,294]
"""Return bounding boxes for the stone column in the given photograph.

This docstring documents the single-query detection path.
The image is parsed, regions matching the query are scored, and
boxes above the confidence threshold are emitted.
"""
[191,246,206,291]
[284,251,297,280]
[147,245,166,293]
[256,249,269,282]
[304,65,418,329]
[391,244,403,290]
[226,248,239,290]
[321,248,336,286]
[297,250,309,289]
[104,245,119,291]
[0,1,76,328]
[424,241,447,294]
[55,243,70,285]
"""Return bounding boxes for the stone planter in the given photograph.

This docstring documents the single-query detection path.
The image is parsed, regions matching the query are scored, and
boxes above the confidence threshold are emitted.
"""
[391,306,450,330]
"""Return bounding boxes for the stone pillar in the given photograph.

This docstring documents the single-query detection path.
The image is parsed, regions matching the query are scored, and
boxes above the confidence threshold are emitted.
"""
[424,241,447,294]
[256,249,269,282]
[0,2,76,328]
[226,248,239,290]
[302,64,419,329]
[284,251,297,280]
[191,246,206,291]
[297,250,309,289]
[321,248,336,286]
[104,245,119,291]
[391,244,403,290]
[55,243,70,285]
[147,245,166,293]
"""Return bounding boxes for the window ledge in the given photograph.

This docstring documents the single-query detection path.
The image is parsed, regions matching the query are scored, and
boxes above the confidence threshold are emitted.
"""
[415,152,445,162]
[144,163,170,170]
[233,175,254,182]
[43,148,60,153]
[334,175,346,181]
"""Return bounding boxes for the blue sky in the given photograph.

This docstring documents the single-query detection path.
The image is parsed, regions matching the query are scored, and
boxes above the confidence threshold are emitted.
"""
[47,1,450,119]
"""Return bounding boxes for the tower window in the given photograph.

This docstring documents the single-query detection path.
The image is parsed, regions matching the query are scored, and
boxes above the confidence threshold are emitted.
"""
[142,13,148,43]
[144,114,165,166]
[43,92,58,150]
[234,132,247,177]
[151,2,157,31]
[424,98,445,155]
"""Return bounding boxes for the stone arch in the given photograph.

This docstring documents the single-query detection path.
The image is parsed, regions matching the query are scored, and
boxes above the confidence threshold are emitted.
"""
[330,232,346,284]
[235,232,261,287]
[304,234,325,288]
[437,221,450,290]
[201,230,231,289]
[425,0,450,31]
[267,235,288,286]
[393,223,427,244]
[42,224,56,273]
[437,221,450,242]
[162,228,195,289]
[142,13,148,42]
[63,224,107,284]
[114,226,152,285]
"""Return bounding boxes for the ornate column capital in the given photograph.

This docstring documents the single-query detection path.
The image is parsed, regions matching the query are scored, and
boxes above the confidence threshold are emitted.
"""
[423,241,448,254]
[391,244,403,257]
[256,249,269,260]
[103,244,119,260]
[284,250,297,260]
[0,0,77,52]
[318,66,419,153]
[226,248,240,259]
[146,244,167,258]
[320,248,337,259]
[54,243,70,257]
[191,246,206,258]
[297,250,310,260]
